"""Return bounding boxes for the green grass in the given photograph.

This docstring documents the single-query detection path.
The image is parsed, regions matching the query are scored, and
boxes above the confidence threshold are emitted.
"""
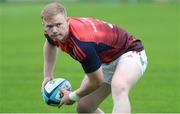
[0,2,179,113]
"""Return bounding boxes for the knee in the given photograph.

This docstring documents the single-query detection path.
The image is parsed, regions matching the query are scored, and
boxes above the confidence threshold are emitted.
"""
[111,82,129,96]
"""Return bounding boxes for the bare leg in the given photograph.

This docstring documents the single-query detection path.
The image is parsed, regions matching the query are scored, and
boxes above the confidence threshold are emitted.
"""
[111,59,142,113]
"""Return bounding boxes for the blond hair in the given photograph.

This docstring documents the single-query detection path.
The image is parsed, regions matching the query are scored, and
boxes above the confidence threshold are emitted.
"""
[41,2,67,21]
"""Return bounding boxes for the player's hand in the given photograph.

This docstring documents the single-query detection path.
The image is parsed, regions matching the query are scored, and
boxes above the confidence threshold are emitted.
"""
[58,89,75,108]
[41,77,53,93]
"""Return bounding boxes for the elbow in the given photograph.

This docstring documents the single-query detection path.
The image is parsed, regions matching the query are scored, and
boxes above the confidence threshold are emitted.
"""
[87,68,104,89]
[88,77,103,90]
[98,79,104,87]
[94,78,104,88]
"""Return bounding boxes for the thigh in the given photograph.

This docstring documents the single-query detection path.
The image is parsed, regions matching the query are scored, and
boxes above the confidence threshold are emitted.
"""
[112,58,142,90]
[77,76,111,110]
[112,50,147,89]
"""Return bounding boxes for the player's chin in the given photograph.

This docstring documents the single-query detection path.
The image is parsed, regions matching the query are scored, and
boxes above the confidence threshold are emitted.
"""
[52,36,62,42]
[57,36,66,41]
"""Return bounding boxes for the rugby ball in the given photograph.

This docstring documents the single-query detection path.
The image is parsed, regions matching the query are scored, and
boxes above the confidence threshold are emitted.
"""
[42,78,72,106]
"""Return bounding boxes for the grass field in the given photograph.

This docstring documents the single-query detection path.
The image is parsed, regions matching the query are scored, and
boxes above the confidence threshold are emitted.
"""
[0,1,179,113]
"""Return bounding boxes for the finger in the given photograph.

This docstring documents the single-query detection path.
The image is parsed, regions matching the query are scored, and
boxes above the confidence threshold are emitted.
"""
[60,88,65,93]
[58,102,64,108]
[60,88,67,94]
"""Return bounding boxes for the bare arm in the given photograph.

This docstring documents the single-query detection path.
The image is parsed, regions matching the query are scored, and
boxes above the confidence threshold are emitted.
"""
[76,67,104,98]
[42,40,57,87]
[58,66,104,107]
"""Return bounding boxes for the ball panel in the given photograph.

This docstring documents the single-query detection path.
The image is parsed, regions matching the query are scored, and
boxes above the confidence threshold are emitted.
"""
[49,85,61,103]
[42,91,49,103]
[44,78,65,94]
[47,99,59,105]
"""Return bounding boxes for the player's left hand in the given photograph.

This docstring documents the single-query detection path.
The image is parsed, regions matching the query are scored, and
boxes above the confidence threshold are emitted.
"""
[58,89,75,108]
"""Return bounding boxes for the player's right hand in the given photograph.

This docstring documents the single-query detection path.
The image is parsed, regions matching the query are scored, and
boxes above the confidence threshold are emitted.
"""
[41,77,53,93]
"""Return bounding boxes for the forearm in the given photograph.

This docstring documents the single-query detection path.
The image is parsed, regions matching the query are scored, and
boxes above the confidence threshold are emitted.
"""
[43,40,57,80]
[76,78,101,97]
[75,67,104,98]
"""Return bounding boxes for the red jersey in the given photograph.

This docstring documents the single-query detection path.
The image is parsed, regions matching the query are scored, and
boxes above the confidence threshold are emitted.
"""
[44,17,144,73]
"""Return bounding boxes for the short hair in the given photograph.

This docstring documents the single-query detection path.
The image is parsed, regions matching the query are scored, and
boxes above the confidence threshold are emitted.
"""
[41,2,67,22]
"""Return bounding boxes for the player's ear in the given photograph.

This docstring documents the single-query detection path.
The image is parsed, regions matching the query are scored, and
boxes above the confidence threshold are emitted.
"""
[41,20,45,26]
[41,16,45,26]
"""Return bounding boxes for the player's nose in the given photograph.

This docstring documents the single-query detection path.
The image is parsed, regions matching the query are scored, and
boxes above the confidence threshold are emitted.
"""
[52,26,58,34]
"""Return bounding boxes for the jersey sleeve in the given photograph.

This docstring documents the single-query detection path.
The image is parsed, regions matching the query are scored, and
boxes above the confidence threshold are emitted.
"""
[80,44,101,73]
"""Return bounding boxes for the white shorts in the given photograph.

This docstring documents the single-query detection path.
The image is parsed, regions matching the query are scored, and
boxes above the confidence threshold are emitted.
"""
[102,50,148,84]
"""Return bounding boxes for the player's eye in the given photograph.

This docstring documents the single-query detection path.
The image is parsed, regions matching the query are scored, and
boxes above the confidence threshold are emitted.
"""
[46,25,53,29]
[56,23,62,27]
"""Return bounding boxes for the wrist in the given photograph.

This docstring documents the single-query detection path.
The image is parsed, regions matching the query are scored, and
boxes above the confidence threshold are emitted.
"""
[69,91,80,101]
[42,77,53,87]
[44,75,53,80]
